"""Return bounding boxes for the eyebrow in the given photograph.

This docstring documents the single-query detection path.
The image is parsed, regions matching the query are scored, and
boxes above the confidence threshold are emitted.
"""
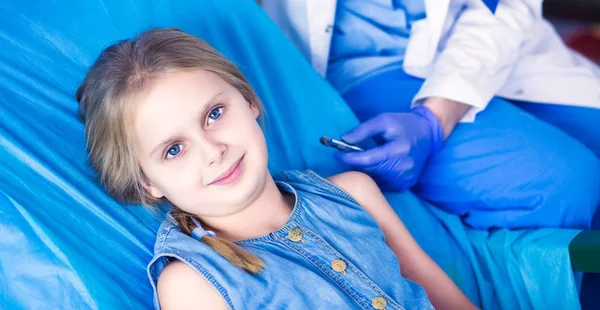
[149,91,226,158]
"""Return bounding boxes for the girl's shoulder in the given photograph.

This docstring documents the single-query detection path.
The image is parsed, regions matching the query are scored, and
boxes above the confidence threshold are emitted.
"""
[157,260,229,309]
[275,169,376,205]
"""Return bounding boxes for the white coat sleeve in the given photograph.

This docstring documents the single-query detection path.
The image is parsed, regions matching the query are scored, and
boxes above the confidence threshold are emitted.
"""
[412,0,544,122]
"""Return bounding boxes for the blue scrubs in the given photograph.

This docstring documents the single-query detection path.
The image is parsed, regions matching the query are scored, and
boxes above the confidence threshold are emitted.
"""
[329,1,600,230]
[327,0,424,93]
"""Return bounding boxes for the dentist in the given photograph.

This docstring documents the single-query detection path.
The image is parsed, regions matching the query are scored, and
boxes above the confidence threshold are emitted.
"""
[261,0,600,229]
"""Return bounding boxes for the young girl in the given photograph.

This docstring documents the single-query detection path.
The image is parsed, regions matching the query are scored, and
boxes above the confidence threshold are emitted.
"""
[76,28,476,310]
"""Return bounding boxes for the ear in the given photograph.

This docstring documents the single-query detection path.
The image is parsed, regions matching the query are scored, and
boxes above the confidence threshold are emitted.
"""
[249,101,260,119]
[141,174,164,199]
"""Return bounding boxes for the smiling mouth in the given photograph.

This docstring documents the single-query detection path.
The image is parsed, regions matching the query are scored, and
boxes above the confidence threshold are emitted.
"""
[209,156,244,185]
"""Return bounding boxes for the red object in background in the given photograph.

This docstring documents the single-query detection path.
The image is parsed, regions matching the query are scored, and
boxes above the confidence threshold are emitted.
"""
[565,26,600,62]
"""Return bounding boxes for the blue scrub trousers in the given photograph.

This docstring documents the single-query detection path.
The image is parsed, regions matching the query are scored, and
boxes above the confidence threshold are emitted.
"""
[342,68,600,230]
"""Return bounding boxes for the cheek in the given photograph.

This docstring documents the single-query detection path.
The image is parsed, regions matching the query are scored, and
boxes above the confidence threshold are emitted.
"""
[163,174,208,208]
[152,165,201,195]
[252,124,267,152]
[243,118,266,142]
[223,117,262,145]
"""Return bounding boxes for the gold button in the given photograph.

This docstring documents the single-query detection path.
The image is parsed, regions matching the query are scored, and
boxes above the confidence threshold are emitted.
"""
[372,296,387,309]
[288,228,303,242]
[331,259,347,274]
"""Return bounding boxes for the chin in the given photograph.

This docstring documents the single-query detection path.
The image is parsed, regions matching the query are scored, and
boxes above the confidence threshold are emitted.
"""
[236,162,269,203]
[188,153,270,217]
[212,163,269,215]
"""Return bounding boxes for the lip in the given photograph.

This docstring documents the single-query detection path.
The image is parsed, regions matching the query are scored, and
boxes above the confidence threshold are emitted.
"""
[209,156,244,185]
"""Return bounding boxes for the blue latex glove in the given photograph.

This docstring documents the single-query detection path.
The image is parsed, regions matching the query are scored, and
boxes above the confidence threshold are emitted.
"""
[336,106,445,191]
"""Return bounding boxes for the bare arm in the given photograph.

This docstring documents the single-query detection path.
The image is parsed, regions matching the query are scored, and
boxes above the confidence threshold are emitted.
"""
[329,171,478,310]
[410,1,544,134]
[157,260,229,310]
[423,97,470,139]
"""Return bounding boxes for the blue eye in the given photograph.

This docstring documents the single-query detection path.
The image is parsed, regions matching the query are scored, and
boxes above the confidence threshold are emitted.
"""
[208,107,223,123]
[166,144,181,158]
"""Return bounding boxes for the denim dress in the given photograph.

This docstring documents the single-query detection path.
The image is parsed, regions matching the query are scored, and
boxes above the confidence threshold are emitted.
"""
[147,170,433,309]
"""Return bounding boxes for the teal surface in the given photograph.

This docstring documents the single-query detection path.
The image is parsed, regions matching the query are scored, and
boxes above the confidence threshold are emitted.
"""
[570,230,600,273]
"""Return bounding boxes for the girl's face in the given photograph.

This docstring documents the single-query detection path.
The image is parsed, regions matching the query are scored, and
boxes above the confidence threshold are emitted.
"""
[132,69,269,218]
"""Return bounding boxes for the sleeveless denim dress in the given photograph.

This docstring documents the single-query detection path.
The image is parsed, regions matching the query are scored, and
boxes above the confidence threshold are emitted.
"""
[147,170,433,309]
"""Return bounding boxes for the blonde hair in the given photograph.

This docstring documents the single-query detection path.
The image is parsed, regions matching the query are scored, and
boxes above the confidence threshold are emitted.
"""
[76,28,264,274]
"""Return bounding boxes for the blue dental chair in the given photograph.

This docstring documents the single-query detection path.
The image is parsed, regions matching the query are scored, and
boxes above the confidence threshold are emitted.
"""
[0,0,596,309]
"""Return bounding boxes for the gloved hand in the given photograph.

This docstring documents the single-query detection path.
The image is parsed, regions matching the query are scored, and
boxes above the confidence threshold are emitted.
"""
[336,106,445,191]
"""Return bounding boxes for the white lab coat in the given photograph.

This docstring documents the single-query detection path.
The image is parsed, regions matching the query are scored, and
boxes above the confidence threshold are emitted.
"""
[261,0,600,122]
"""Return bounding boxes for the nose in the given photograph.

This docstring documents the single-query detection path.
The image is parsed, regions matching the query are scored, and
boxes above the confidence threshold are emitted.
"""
[198,134,226,167]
